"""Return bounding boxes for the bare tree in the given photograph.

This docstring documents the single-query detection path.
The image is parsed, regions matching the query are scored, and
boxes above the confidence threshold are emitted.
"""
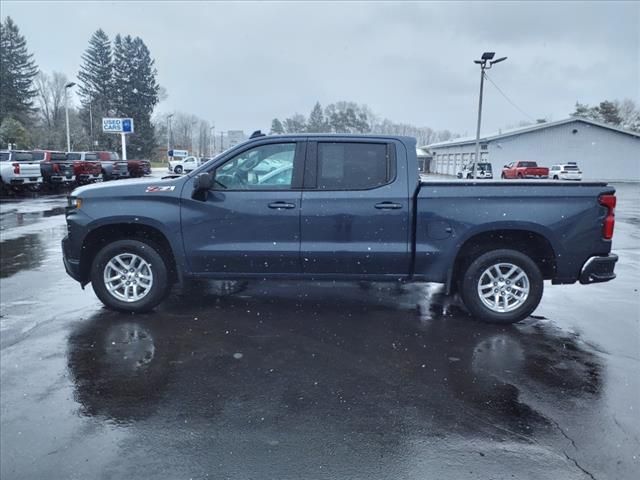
[34,71,69,148]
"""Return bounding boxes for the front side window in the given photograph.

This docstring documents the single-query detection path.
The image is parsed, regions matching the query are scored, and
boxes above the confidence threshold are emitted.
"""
[317,142,390,190]
[32,152,45,161]
[85,153,98,161]
[214,143,296,190]
[67,153,81,161]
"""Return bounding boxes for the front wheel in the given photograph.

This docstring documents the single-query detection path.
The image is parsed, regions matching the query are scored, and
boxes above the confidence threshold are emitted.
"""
[553,175,559,180]
[91,239,171,313]
[500,173,506,179]
[174,165,183,174]
[459,249,543,324]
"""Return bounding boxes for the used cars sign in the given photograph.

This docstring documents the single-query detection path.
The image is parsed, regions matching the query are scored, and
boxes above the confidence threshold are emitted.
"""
[102,118,134,133]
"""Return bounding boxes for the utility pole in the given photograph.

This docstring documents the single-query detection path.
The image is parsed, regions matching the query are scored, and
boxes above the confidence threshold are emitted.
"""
[89,99,94,147]
[64,82,76,152]
[167,114,174,162]
[472,52,507,179]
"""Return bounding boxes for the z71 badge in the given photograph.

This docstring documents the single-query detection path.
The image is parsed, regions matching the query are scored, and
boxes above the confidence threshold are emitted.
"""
[145,185,176,192]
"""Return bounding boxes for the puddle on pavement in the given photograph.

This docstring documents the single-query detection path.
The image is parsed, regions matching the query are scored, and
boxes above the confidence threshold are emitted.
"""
[0,233,46,278]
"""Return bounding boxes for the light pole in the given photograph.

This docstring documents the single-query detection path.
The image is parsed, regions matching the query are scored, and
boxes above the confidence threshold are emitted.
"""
[191,120,197,155]
[209,123,215,157]
[167,114,174,162]
[88,98,94,146]
[472,52,507,179]
[64,82,76,152]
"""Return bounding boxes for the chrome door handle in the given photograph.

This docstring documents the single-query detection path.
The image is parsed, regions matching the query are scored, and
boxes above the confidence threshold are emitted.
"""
[375,202,402,210]
[268,201,296,209]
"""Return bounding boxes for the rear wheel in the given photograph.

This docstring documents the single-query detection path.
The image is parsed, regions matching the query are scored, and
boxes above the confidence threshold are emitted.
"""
[553,175,559,180]
[91,239,170,313]
[459,249,543,324]
[500,173,506,179]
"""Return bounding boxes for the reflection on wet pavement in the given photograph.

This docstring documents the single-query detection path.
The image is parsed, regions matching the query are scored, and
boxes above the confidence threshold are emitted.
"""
[0,233,45,278]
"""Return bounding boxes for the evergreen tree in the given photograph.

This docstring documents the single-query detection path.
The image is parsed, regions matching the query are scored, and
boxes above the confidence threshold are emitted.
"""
[0,17,38,125]
[571,101,593,118]
[77,29,114,149]
[283,113,306,133]
[595,101,622,126]
[270,118,284,134]
[306,102,328,132]
[113,34,159,158]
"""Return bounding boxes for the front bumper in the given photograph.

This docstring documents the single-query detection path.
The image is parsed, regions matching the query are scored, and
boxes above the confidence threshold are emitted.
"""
[62,235,82,282]
[579,254,618,284]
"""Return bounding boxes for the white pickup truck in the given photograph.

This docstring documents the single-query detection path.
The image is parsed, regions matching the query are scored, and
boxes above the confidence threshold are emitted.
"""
[168,156,207,174]
[0,150,43,192]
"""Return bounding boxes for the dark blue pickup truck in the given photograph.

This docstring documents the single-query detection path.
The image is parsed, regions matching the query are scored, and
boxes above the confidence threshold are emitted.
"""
[62,134,618,323]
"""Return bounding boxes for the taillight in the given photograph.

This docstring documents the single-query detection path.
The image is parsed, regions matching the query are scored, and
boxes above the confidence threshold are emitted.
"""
[12,162,20,174]
[599,194,616,240]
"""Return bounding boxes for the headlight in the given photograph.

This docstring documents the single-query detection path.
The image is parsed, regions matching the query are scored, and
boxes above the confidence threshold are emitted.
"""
[67,196,82,210]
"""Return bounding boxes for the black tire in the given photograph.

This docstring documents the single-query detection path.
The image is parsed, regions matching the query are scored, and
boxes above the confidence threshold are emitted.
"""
[174,165,183,174]
[500,173,505,179]
[91,239,170,313]
[467,174,473,179]
[459,249,543,324]
[553,175,559,180]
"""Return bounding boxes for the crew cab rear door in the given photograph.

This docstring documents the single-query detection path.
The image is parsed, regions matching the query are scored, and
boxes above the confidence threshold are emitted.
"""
[300,139,411,276]
[180,139,306,275]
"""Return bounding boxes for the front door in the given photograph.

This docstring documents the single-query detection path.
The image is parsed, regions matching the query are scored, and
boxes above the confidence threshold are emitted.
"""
[181,140,305,275]
[300,140,410,277]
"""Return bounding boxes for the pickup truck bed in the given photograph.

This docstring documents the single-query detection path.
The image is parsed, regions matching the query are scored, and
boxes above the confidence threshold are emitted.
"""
[63,134,617,324]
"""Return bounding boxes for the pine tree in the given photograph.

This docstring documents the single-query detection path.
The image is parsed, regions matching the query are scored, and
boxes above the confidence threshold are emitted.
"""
[270,118,284,134]
[306,102,328,132]
[571,101,593,118]
[0,17,38,125]
[596,101,622,126]
[112,35,159,158]
[77,29,114,149]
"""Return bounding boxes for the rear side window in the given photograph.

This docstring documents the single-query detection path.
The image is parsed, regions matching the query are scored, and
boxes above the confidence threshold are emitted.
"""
[0,152,9,161]
[317,142,392,190]
[13,152,33,161]
[85,153,98,161]
[519,161,537,167]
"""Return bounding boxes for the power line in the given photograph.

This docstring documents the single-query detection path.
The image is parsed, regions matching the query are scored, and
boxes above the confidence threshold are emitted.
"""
[484,72,536,122]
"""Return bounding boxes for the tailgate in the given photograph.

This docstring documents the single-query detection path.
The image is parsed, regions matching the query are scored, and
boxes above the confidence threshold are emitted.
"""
[15,161,41,178]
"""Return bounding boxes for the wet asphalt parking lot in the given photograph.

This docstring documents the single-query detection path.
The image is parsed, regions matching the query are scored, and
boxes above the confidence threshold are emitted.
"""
[0,179,638,479]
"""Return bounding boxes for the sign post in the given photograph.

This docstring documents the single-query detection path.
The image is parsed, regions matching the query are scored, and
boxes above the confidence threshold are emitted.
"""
[102,117,134,159]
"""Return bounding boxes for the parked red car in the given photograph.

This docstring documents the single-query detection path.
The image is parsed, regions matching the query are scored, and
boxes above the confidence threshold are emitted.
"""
[66,152,103,184]
[501,161,549,179]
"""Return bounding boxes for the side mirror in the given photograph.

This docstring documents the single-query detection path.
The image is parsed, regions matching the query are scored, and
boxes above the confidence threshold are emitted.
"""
[503,165,508,168]
[193,172,213,191]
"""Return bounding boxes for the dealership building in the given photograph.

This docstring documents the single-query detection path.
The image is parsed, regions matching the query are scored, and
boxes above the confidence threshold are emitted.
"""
[424,118,640,181]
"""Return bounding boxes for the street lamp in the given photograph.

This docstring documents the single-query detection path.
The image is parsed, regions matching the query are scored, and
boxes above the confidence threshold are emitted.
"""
[64,82,76,152]
[472,52,507,179]
[209,123,215,157]
[167,114,174,161]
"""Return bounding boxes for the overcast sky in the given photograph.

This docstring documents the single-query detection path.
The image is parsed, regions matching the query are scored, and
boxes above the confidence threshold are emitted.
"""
[3,1,639,135]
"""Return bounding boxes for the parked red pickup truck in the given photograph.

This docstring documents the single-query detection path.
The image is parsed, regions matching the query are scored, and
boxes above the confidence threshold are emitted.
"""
[66,152,102,184]
[501,161,549,179]
[127,159,151,178]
